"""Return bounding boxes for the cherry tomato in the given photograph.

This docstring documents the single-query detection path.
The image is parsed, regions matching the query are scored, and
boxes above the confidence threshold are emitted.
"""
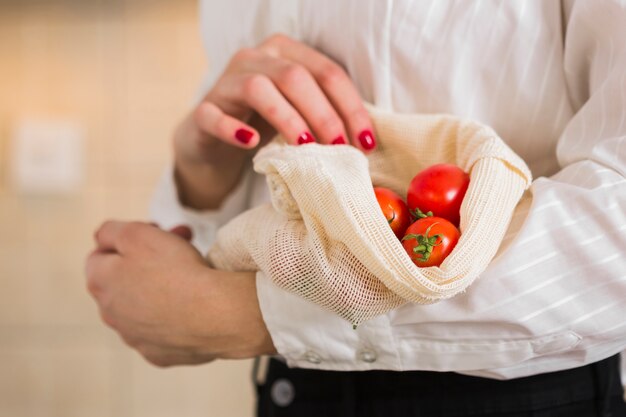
[407,163,470,227]
[401,216,460,267]
[374,187,412,239]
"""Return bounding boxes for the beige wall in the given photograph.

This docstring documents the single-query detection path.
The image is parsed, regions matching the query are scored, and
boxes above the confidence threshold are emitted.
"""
[0,0,256,416]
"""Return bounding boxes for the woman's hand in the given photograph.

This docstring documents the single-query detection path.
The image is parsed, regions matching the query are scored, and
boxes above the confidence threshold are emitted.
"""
[174,33,375,210]
[86,221,276,366]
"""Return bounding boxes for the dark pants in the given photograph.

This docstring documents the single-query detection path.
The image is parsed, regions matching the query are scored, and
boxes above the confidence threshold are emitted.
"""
[255,354,625,417]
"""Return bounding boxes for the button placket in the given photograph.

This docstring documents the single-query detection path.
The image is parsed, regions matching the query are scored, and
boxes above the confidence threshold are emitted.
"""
[358,348,377,363]
[304,350,322,364]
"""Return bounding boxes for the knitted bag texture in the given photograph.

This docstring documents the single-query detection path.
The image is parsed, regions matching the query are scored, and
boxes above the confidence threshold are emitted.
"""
[207,108,532,326]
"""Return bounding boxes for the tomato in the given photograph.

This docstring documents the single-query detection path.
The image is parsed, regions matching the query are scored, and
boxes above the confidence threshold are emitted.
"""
[374,187,412,239]
[401,216,460,267]
[406,163,470,227]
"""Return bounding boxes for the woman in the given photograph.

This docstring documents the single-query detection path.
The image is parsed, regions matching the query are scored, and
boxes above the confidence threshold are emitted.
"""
[87,1,626,415]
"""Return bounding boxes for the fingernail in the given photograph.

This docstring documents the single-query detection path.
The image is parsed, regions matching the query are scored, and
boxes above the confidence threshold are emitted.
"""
[297,131,315,145]
[358,130,376,150]
[235,128,254,144]
[170,225,193,241]
[331,135,346,145]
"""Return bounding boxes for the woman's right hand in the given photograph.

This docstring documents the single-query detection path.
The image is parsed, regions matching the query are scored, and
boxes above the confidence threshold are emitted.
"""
[173,33,376,210]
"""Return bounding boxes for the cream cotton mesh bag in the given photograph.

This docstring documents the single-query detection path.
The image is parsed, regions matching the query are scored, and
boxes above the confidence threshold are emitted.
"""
[207,107,532,326]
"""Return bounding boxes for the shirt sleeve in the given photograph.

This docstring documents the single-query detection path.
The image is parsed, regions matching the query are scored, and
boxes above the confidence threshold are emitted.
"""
[256,0,626,379]
[149,163,253,255]
[148,0,298,253]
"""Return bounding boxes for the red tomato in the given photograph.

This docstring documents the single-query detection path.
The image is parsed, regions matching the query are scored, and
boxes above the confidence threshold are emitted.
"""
[407,163,470,227]
[374,187,412,239]
[401,216,460,267]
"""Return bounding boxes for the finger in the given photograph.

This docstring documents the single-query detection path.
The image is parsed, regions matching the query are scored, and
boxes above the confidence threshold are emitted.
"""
[169,225,193,241]
[85,250,121,300]
[93,220,128,253]
[194,101,260,149]
[219,73,316,145]
[251,55,348,145]
[93,220,152,254]
[98,307,118,329]
[263,35,376,151]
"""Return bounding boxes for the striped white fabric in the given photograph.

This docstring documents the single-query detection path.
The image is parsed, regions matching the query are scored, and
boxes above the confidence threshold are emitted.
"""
[150,0,626,379]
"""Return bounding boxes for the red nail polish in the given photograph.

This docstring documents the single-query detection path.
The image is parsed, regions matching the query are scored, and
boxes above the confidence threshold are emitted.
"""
[331,135,346,145]
[358,130,376,150]
[297,132,315,145]
[169,224,193,241]
[235,128,254,144]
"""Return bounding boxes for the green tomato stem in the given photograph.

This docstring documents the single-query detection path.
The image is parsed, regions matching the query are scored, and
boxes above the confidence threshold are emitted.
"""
[411,207,433,220]
[402,222,442,262]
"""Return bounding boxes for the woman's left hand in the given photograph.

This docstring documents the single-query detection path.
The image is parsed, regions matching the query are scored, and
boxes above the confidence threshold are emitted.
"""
[85,220,276,366]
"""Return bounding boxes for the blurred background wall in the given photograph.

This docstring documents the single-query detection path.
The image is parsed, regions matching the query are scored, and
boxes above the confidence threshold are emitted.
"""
[0,0,256,415]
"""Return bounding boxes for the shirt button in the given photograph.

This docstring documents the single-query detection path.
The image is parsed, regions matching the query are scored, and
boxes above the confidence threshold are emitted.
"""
[304,350,322,364]
[270,378,295,407]
[358,349,377,363]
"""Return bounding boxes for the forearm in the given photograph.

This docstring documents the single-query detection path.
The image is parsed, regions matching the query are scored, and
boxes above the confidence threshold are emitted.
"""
[172,110,251,211]
[86,220,276,368]
[174,154,248,210]
[204,268,277,359]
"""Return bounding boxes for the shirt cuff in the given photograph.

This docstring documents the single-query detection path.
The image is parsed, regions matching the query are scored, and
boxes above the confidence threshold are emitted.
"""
[149,163,251,254]
[255,271,403,371]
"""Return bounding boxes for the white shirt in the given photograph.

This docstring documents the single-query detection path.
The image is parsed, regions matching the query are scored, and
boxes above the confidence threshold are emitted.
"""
[150,0,626,380]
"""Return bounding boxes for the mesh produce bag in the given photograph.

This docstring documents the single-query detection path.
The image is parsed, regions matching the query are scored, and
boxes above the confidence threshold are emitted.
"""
[207,108,532,326]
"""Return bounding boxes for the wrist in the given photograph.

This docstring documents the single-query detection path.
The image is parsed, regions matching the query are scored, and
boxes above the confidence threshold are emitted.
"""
[196,269,276,359]
[172,113,250,210]
[173,155,248,211]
